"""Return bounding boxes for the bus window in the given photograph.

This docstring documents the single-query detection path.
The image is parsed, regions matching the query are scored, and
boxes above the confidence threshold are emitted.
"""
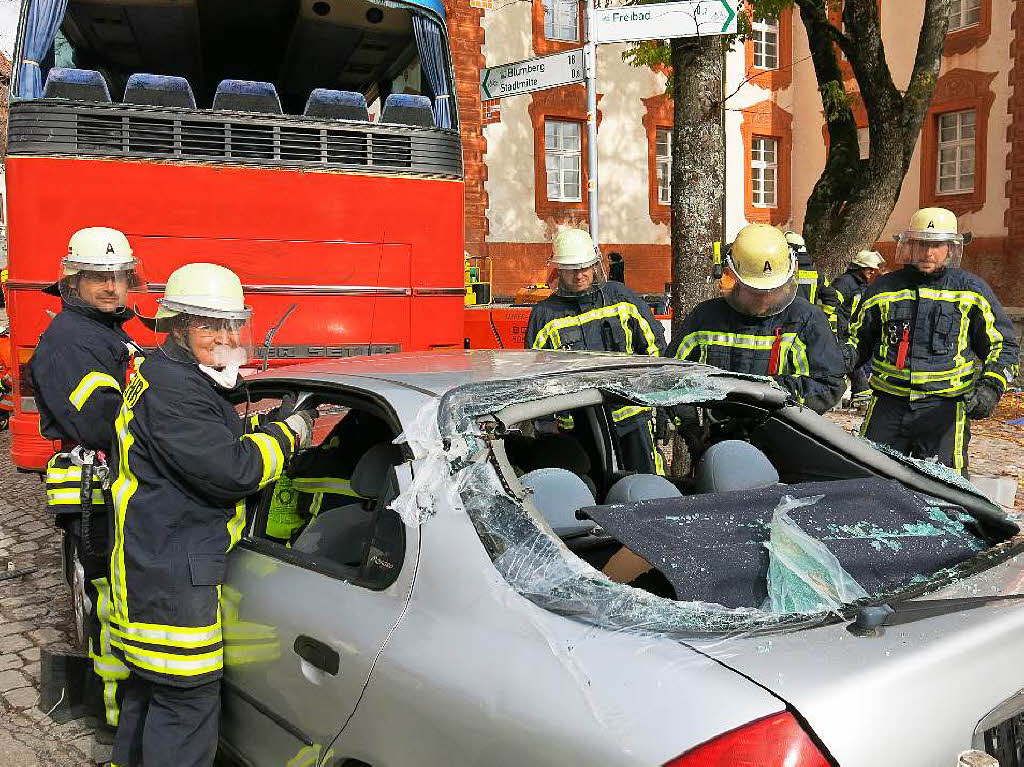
[13,0,455,129]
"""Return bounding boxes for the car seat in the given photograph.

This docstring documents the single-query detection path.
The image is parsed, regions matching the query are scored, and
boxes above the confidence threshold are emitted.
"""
[694,440,779,493]
[605,474,682,504]
[519,468,596,538]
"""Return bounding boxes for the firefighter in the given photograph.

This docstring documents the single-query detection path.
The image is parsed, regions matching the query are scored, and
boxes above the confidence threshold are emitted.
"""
[785,230,830,305]
[668,224,845,414]
[847,207,1019,476]
[829,249,885,399]
[526,227,666,473]
[108,263,316,767]
[28,227,146,743]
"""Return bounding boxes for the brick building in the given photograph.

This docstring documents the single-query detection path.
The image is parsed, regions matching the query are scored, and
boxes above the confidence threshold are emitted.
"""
[446,0,1024,306]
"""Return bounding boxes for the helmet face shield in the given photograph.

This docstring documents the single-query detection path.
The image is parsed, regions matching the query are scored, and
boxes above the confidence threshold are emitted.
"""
[157,310,255,370]
[554,258,606,297]
[58,260,146,313]
[724,273,797,318]
[896,231,963,273]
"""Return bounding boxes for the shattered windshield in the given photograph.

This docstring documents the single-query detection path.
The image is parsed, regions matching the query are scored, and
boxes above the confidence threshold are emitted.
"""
[389,363,1019,636]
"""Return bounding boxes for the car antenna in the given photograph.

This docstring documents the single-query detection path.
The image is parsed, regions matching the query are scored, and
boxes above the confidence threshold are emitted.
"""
[260,304,298,372]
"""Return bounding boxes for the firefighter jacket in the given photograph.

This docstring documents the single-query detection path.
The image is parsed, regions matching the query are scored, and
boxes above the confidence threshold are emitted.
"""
[30,303,140,515]
[796,250,830,305]
[107,353,301,687]
[668,296,846,414]
[527,281,666,431]
[822,268,869,341]
[848,266,1019,400]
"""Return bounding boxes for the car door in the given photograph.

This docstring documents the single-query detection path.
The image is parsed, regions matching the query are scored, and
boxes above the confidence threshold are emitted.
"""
[219,410,418,766]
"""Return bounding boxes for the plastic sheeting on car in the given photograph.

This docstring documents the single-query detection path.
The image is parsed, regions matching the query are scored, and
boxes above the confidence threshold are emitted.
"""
[389,363,1016,636]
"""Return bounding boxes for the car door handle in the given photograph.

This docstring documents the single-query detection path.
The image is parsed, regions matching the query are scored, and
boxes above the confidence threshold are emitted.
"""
[293,635,339,676]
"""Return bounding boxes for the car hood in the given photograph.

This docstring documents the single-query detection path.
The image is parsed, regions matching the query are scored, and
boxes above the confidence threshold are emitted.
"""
[698,546,1024,766]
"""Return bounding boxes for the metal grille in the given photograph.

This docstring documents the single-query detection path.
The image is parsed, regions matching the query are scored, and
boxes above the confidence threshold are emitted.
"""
[9,101,461,178]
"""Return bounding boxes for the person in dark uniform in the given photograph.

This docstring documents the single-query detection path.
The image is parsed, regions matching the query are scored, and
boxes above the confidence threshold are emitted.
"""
[607,251,625,283]
[108,263,316,767]
[847,207,1019,476]
[527,228,666,473]
[826,249,885,400]
[669,224,845,415]
[29,227,146,747]
[785,230,831,306]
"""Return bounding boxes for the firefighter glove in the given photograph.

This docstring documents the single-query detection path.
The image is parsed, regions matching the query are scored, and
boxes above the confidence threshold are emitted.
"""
[284,409,317,449]
[965,381,1001,420]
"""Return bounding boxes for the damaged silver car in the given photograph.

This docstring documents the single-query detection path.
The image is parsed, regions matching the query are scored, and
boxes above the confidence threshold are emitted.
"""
[220,350,1024,767]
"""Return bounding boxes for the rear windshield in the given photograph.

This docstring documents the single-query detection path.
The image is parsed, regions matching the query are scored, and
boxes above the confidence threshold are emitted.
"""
[14,0,454,126]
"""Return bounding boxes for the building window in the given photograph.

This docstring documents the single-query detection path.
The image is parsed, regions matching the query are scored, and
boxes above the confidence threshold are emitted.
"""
[936,109,975,194]
[751,136,778,207]
[655,128,672,205]
[544,0,579,42]
[545,119,582,202]
[752,16,779,70]
[948,0,981,31]
[857,126,870,159]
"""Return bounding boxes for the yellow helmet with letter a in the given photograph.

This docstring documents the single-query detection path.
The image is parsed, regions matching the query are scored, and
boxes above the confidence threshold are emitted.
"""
[723,224,797,318]
[897,207,966,272]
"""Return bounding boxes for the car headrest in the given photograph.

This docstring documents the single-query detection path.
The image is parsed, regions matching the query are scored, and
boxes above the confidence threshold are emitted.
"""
[304,88,369,121]
[380,93,435,127]
[43,68,111,102]
[695,440,779,494]
[605,474,682,504]
[123,73,196,108]
[520,468,596,538]
[351,442,402,499]
[212,79,282,114]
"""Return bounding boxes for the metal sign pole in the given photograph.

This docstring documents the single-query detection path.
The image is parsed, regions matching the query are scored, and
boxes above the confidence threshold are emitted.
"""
[585,0,599,247]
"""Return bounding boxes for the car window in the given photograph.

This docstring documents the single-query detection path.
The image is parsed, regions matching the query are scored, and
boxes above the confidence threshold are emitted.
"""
[239,394,406,590]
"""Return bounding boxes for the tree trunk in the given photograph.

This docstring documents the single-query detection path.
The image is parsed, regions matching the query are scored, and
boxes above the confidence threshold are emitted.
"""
[669,35,723,338]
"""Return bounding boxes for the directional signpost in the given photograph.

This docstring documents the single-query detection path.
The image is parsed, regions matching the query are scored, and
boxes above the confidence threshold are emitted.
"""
[479,0,738,247]
[480,49,584,101]
[595,0,737,44]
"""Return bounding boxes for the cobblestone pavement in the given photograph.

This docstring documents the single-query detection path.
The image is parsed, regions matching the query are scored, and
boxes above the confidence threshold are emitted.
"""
[0,430,97,766]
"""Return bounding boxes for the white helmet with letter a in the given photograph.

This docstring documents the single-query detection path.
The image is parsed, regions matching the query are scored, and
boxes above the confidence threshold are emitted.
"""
[53,227,147,310]
[723,224,798,318]
[155,263,255,374]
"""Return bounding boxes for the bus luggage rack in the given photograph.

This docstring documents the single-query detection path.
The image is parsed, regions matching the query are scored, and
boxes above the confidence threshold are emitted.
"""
[8,101,462,177]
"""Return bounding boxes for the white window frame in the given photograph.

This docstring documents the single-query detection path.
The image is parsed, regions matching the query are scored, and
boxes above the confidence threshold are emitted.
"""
[948,0,981,32]
[750,136,779,208]
[655,127,671,206]
[936,109,976,195]
[752,16,779,70]
[543,0,579,42]
[545,119,582,203]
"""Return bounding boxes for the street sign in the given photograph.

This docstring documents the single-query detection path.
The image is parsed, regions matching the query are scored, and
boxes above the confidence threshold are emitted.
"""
[480,49,584,101]
[594,0,737,45]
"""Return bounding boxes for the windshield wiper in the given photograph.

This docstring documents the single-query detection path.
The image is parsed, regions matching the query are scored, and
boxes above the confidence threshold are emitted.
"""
[850,593,1024,633]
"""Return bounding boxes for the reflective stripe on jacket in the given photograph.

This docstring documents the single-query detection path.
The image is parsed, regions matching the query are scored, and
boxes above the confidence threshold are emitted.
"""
[668,295,845,414]
[824,269,868,342]
[848,266,1020,399]
[527,282,665,430]
[108,354,300,687]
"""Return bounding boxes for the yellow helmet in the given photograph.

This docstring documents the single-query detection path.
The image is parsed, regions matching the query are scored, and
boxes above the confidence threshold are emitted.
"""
[897,207,966,271]
[727,224,795,290]
[908,207,959,238]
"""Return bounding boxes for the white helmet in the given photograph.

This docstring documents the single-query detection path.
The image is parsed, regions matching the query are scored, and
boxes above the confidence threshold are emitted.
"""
[54,227,146,310]
[155,263,255,372]
[550,228,600,269]
[851,250,885,269]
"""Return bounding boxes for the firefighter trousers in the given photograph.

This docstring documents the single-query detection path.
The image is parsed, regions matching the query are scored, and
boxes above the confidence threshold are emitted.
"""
[861,392,970,476]
[111,675,220,767]
[619,418,665,476]
[86,574,129,727]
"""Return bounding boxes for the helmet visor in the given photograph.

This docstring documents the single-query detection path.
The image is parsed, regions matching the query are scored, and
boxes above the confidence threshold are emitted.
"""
[896,231,963,272]
[554,259,606,297]
[58,261,147,313]
[723,274,797,318]
[157,311,255,369]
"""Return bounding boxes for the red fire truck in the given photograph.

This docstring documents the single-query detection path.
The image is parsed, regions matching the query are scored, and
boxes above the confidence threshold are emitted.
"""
[7,0,463,470]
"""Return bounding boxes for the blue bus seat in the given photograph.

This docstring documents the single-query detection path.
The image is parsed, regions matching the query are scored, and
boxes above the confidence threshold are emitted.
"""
[123,74,196,109]
[303,88,369,121]
[212,79,282,114]
[380,93,435,127]
[43,68,111,102]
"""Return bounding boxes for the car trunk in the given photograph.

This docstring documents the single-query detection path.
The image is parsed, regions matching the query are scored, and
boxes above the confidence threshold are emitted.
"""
[697,549,1024,766]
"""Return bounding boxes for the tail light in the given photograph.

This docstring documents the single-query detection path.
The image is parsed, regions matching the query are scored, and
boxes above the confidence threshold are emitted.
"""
[664,712,832,766]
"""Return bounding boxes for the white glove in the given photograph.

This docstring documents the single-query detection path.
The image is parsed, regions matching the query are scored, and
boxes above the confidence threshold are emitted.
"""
[284,410,316,449]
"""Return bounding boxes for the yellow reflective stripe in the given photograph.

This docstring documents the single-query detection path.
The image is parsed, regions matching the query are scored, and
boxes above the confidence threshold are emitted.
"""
[984,370,1008,388]
[242,432,285,486]
[114,640,223,676]
[871,357,978,383]
[47,488,104,504]
[648,420,665,476]
[46,464,82,483]
[674,330,801,374]
[954,399,966,472]
[227,499,246,551]
[69,372,121,411]
[270,421,296,455]
[110,405,139,619]
[109,619,222,647]
[291,477,359,496]
[612,405,652,422]
[532,302,659,355]
[791,336,810,377]
[248,413,261,430]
